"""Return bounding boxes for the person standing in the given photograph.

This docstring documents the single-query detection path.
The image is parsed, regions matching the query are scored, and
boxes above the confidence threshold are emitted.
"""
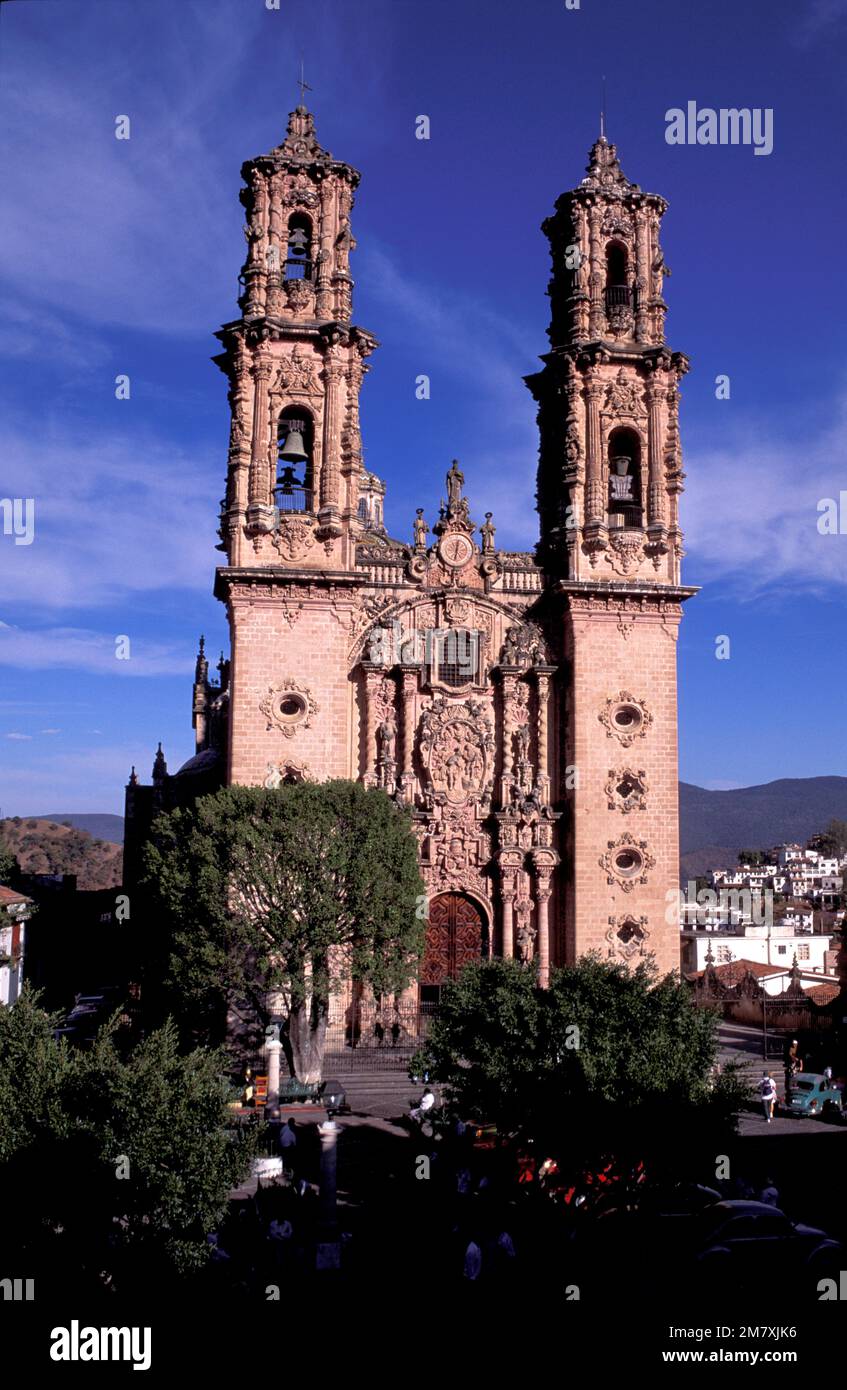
[279,1117,298,1180]
[759,1071,777,1123]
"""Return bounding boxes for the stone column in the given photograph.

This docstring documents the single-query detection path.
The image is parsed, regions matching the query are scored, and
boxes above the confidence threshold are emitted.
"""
[499,670,519,806]
[362,664,383,787]
[534,669,553,802]
[265,1037,282,1115]
[535,873,552,988]
[587,203,603,339]
[399,666,418,802]
[319,349,345,535]
[316,1120,341,1271]
[501,871,516,959]
[645,381,665,528]
[248,354,273,509]
[634,206,650,343]
[584,379,605,526]
[316,179,335,319]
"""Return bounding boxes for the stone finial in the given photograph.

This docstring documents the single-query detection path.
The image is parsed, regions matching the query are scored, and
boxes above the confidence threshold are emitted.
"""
[583,136,639,192]
[152,742,167,784]
[272,105,331,164]
[195,634,209,684]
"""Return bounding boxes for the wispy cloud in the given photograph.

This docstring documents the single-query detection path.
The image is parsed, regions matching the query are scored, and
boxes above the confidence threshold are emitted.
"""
[5,732,32,741]
[793,0,847,46]
[361,245,540,548]
[682,390,847,597]
[0,420,219,610]
[0,623,191,676]
[0,1,265,336]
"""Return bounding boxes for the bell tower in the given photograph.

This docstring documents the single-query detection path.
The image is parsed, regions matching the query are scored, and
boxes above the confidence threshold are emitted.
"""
[214,104,378,570]
[527,136,696,976]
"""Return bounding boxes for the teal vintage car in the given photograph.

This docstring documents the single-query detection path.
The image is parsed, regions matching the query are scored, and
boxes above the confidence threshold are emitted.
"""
[783,1073,843,1119]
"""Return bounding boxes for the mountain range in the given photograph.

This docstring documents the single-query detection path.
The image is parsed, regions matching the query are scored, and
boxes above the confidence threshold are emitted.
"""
[13,779,847,885]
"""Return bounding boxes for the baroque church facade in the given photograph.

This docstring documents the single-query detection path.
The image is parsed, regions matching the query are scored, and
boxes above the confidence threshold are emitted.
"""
[124,106,695,992]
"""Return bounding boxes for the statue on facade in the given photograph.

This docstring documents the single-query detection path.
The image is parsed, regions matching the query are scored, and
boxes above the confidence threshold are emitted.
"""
[446,459,464,508]
[517,922,536,964]
[413,508,429,550]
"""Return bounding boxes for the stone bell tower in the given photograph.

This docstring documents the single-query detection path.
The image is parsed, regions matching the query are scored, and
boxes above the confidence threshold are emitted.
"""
[526,135,696,977]
[214,103,378,571]
[213,105,383,790]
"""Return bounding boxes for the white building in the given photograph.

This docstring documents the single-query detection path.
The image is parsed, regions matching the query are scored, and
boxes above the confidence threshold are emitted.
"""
[681,919,834,983]
[0,886,32,1007]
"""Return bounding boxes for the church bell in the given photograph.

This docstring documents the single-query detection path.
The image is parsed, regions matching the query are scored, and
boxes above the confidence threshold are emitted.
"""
[279,424,308,464]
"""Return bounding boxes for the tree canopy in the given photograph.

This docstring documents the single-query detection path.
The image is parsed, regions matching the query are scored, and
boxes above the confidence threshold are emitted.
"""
[141,781,425,1080]
[0,989,257,1294]
[414,956,744,1176]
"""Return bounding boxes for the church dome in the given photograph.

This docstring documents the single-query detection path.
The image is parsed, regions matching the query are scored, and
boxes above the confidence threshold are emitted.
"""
[173,748,222,779]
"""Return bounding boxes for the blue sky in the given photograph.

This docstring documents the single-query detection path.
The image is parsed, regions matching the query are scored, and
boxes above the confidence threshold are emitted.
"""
[1,0,846,814]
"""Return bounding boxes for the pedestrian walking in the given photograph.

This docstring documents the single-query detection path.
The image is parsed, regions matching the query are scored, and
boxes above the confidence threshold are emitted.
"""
[759,1071,777,1123]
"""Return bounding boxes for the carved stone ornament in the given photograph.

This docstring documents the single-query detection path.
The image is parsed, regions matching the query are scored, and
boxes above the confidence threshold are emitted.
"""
[605,529,645,575]
[273,350,322,397]
[604,768,649,814]
[282,176,320,209]
[272,516,316,562]
[260,679,318,738]
[599,833,656,892]
[418,695,495,806]
[604,369,644,418]
[606,914,650,960]
[500,621,548,668]
[285,278,314,312]
[598,692,652,747]
[263,760,313,788]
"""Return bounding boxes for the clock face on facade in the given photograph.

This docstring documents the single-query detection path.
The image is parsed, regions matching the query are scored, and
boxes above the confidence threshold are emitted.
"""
[438,533,474,568]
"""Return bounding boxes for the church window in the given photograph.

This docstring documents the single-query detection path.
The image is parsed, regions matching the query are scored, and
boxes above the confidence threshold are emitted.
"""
[611,702,643,735]
[432,629,480,688]
[285,214,313,280]
[614,848,643,878]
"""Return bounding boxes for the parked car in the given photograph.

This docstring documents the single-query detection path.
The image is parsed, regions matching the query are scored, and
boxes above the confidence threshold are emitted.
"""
[692,1200,841,1288]
[782,1072,843,1119]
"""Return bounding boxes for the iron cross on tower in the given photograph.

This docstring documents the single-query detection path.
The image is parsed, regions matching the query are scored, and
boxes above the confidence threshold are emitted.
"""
[297,58,312,105]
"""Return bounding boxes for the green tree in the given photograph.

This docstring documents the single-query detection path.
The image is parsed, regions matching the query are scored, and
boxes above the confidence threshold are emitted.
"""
[0,835,19,884]
[142,781,425,1081]
[415,956,744,1175]
[737,848,767,866]
[808,819,847,860]
[0,989,257,1293]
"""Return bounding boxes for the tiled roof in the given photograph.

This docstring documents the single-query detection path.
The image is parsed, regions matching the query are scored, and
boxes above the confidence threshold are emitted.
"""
[697,958,779,983]
[0,884,33,906]
[804,983,841,1005]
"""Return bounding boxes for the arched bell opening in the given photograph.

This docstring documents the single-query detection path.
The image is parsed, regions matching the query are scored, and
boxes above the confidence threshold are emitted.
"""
[284,212,313,280]
[604,240,631,314]
[607,425,643,530]
[275,406,315,512]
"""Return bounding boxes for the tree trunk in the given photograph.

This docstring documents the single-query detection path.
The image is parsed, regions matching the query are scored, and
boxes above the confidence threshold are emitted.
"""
[288,995,329,1084]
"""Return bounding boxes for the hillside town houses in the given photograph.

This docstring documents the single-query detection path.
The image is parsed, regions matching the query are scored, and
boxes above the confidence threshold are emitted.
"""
[681,842,844,1000]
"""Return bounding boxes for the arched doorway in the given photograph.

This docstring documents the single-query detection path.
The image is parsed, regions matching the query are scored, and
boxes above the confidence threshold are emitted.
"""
[419,892,487,1006]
